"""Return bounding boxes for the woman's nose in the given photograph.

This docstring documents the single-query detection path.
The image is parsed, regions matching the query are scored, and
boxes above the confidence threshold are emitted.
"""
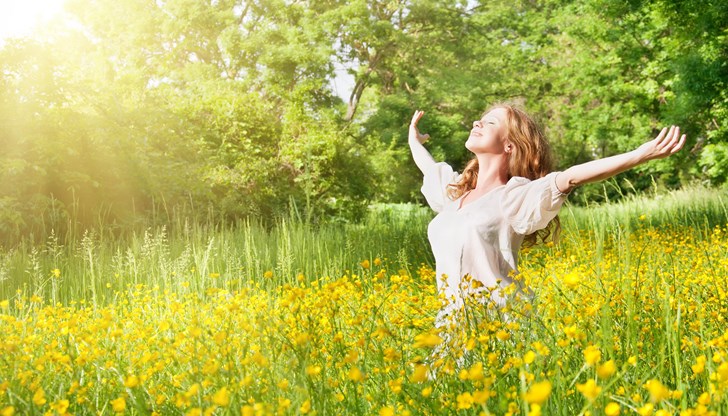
[473,121,481,128]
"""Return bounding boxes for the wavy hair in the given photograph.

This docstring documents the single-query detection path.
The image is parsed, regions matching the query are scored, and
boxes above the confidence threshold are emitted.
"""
[447,103,560,246]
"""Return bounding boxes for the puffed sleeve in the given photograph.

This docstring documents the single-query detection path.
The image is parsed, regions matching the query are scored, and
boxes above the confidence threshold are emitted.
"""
[502,172,568,235]
[420,162,459,213]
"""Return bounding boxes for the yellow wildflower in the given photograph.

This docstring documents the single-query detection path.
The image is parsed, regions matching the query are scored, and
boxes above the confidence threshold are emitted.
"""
[604,402,620,416]
[124,374,140,388]
[306,365,321,376]
[456,392,473,410]
[212,387,230,407]
[348,366,364,382]
[563,271,580,288]
[411,364,428,383]
[597,360,616,379]
[524,380,552,405]
[496,330,510,341]
[576,379,601,401]
[379,406,394,416]
[644,379,670,403]
[110,397,126,413]
[33,387,46,406]
[637,403,654,416]
[527,403,542,416]
[691,355,706,374]
[413,332,442,348]
[583,345,601,366]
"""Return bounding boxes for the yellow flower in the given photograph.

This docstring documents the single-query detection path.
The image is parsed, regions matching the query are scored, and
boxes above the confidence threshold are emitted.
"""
[124,374,140,388]
[306,365,321,376]
[348,366,364,382]
[628,356,637,366]
[110,397,126,413]
[212,387,230,407]
[32,387,46,406]
[467,362,484,381]
[300,400,311,414]
[576,379,601,401]
[0,407,15,416]
[241,405,254,416]
[527,404,542,416]
[374,258,382,266]
[604,402,620,416]
[456,392,473,410]
[644,379,670,403]
[51,268,61,278]
[523,350,536,365]
[0,300,8,309]
[263,270,274,279]
[563,271,580,288]
[597,360,616,379]
[496,330,510,341]
[524,380,552,405]
[471,389,489,404]
[422,386,433,397]
[413,332,443,348]
[379,406,394,416]
[411,364,428,383]
[209,272,220,279]
[691,355,706,374]
[360,259,370,269]
[583,345,601,366]
[637,403,654,416]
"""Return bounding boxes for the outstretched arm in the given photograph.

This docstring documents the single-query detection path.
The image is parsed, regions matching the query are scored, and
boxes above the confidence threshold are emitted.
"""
[408,110,437,175]
[555,126,686,194]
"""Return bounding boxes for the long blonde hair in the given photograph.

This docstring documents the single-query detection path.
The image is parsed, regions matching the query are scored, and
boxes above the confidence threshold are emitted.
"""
[448,103,560,246]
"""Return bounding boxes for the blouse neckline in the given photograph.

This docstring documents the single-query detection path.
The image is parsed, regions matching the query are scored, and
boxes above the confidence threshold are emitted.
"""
[456,184,506,212]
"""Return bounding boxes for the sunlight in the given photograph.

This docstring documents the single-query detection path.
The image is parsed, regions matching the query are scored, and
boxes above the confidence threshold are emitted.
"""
[0,0,67,42]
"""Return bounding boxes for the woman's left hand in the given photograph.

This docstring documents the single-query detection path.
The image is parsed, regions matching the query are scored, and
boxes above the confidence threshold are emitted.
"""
[638,125,686,162]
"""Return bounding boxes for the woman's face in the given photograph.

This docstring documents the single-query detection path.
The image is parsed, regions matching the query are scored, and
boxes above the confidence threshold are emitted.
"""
[465,107,509,155]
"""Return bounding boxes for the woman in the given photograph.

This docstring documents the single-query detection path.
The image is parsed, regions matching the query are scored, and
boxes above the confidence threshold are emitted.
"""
[409,104,686,330]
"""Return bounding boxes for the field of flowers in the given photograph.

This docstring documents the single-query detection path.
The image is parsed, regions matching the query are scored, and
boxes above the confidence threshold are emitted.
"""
[1,189,728,415]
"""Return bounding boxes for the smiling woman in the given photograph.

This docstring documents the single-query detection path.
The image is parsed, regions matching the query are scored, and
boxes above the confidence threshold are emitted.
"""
[0,0,67,42]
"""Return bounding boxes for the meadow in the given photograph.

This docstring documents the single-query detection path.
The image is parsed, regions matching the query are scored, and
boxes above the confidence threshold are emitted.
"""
[1,186,728,415]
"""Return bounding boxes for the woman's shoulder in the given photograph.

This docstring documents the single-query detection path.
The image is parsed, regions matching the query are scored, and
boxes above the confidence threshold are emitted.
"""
[505,172,561,187]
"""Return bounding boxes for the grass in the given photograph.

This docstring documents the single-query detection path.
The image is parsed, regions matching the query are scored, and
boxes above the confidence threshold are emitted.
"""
[0,184,727,415]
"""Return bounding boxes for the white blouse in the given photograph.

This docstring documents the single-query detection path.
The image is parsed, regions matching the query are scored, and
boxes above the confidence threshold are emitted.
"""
[421,162,568,317]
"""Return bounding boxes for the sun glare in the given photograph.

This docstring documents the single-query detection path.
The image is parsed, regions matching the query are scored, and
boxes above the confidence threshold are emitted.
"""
[0,0,67,42]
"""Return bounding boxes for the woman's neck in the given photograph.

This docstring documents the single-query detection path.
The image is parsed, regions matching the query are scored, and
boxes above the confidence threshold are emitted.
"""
[474,153,509,190]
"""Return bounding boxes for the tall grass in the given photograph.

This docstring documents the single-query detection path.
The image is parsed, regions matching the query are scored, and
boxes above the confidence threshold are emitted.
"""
[2,185,727,304]
[0,203,435,303]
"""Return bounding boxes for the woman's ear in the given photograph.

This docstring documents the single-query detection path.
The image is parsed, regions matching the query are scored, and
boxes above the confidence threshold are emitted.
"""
[504,142,513,154]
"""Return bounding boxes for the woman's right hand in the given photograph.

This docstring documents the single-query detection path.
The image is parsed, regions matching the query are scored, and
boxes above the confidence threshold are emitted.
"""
[409,110,430,144]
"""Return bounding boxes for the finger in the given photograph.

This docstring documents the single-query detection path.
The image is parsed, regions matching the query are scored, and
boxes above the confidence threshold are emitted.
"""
[664,126,680,149]
[672,134,686,153]
[411,110,424,126]
[657,126,676,149]
[422,134,430,141]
